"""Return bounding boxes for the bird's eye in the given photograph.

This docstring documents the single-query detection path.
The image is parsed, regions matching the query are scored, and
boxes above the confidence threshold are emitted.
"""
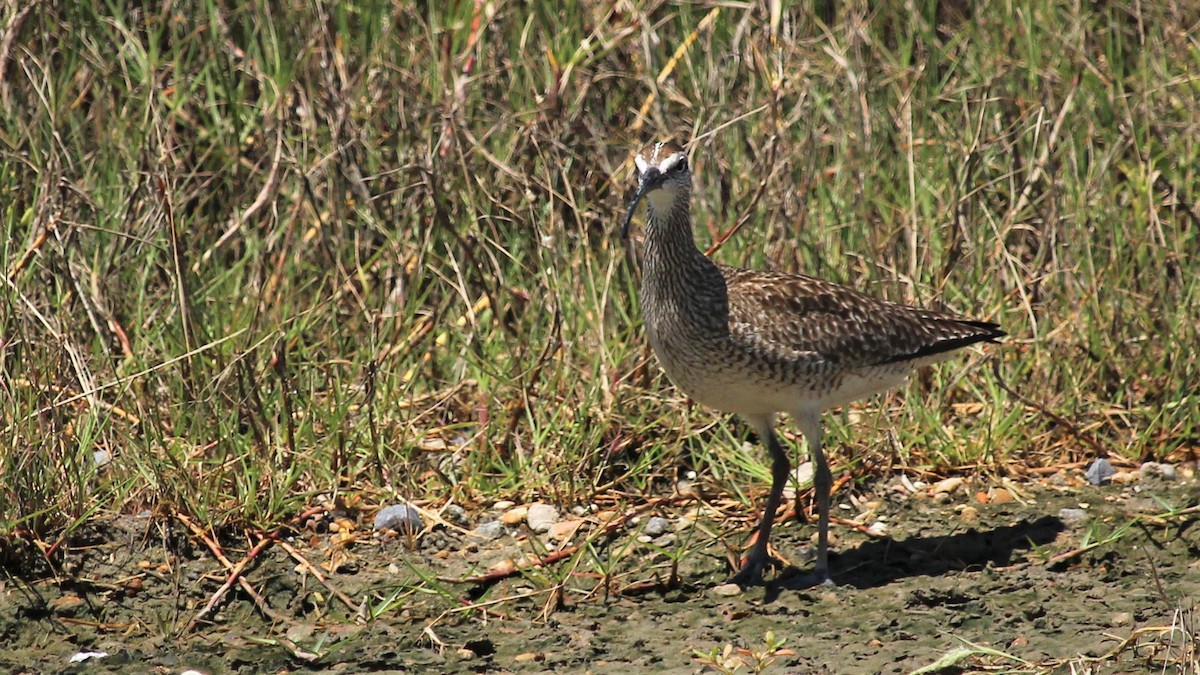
[671,156,688,173]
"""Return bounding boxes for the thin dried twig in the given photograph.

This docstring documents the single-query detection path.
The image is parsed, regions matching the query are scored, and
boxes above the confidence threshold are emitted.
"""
[177,514,286,630]
[276,539,361,616]
[179,506,324,631]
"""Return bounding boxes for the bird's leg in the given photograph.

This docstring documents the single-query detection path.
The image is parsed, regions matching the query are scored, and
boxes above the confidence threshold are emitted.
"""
[795,409,834,586]
[729,416,788,586]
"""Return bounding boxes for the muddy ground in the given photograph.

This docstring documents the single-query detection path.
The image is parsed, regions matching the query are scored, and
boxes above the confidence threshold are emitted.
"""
[2,471,1197,674]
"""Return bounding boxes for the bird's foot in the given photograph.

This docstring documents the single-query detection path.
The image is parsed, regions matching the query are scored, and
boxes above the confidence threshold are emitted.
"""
[727,553,782,587]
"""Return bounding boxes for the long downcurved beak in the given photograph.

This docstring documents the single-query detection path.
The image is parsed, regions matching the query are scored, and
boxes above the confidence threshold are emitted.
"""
[620,187,645,240]
[621,169,661,240]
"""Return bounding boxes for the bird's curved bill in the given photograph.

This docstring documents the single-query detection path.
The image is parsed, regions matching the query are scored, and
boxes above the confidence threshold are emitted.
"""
[621,182,649,240]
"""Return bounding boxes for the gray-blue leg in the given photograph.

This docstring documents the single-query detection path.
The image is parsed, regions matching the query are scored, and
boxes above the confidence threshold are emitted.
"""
[794,408,834,585]
[729,414,788,586]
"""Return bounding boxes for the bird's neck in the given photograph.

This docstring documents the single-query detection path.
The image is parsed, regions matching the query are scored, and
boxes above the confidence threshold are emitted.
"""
[639,200,728,326]
[642,202,703,270]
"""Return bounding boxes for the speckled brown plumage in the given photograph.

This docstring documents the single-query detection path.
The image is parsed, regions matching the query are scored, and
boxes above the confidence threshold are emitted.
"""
[623,141,1004,587]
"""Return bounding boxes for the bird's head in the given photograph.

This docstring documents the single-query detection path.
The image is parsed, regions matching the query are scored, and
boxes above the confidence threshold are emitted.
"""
[621,141,691,239]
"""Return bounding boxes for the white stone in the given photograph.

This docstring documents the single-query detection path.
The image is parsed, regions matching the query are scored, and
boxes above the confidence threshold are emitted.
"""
[526,503,559,533]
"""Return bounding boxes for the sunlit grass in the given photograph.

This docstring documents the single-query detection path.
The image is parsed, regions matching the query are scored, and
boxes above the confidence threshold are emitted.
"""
[1,0,1196,620]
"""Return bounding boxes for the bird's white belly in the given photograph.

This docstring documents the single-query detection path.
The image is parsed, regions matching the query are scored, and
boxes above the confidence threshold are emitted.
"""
[656,346,914,417]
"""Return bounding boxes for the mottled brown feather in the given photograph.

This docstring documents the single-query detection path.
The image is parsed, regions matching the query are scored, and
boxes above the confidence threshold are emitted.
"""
[720,265,1005,370]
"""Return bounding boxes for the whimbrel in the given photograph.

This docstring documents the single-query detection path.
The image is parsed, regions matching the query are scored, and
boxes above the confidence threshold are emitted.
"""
[622,141,1004,586]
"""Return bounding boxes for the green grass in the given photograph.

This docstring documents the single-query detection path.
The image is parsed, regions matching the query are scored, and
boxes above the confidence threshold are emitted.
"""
[2,0,1197,570]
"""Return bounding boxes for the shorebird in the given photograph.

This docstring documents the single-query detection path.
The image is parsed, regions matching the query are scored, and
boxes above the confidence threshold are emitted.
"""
[622,141,1004,586]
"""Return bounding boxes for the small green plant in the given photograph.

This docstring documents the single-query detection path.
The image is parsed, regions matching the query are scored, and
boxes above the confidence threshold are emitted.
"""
[694,631,790,674]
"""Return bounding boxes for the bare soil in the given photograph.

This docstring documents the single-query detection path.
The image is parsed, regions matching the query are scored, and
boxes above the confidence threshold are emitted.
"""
[2,475,1197,674]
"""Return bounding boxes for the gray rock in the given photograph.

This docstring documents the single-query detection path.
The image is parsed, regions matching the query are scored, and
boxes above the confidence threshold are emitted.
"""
[1085,458,1115,485]
[1058,508,1088,527]
[374,504,423,534]
[643,516,670,537]
[471,520,505,541]
[443,504,469,526]
[526,503,559,533]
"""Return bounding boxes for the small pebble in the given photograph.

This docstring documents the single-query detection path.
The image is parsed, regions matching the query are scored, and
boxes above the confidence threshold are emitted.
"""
[959,506,979,524]
[526,503,559,533]
[931,476,964,495]
[711,583,743,597]
[500,506,528,525]
[1058,508,1088,527]
[471,520,505,541]
[783,463,814,499]
[636,535,652,544]
[1111,470,1138,484]
[652,533,676,547]
[644,516,670,537]
[443,504,469,526]
[1085,458,1115,486]
[489,559,516,575]
[493,500,515,511]
[1125,497,1159,514]
[373,504,422,534]
[1139,462,1177,481]
[989,487,1015,504]
[794,462,814,484]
